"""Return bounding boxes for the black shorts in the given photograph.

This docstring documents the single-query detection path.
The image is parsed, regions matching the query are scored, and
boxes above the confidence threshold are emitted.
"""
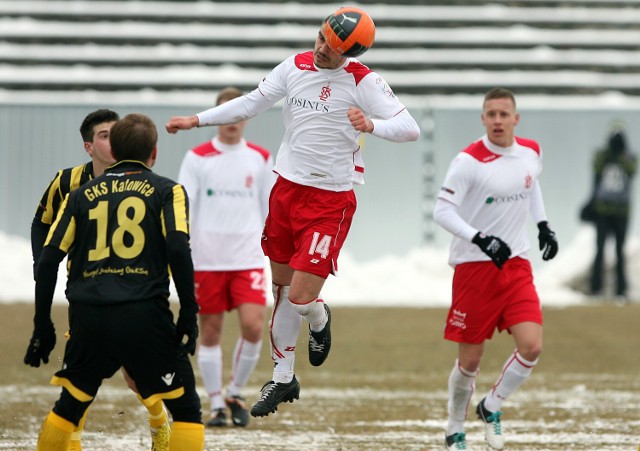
[54,299,197,404]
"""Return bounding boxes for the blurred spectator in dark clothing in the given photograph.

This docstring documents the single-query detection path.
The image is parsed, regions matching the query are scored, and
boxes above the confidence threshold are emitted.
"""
[589,125,637,300]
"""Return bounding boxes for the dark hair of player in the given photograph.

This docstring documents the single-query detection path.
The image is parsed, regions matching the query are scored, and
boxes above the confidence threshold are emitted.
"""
[109,113,158,163]
[79,109,120,142]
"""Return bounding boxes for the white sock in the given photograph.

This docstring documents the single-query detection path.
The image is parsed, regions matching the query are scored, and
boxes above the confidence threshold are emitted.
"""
[290,297,327,332]
[270,284,301,384]
[485,351,538,412]
[197,344,225,410]
[447,359,478,435]
[227,338,262,397]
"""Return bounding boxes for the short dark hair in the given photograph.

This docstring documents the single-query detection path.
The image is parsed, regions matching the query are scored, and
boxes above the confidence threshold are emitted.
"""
[216,87,243,106]
[79,109,119,142]
[109,113,158,162]
[483,88,516,109]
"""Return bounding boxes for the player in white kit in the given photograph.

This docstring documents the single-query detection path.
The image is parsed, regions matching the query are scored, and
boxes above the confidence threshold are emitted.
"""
[433,88,558,450]
[178,87,276,428]
[166,6,420,417]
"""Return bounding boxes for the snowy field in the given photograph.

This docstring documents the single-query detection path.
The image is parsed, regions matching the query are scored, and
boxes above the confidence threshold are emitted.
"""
[2,226,639,306]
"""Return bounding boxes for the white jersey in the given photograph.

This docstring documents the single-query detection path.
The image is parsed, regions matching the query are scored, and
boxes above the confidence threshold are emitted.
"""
[263,51,411,190]
[197,51,417,192]
[437,135,544,267]
[178,136,275,271]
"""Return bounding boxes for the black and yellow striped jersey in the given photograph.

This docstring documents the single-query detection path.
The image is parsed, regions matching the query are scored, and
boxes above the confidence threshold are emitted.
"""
[34,162,95,226]
[31,162,95,272]
[44,160,190,304]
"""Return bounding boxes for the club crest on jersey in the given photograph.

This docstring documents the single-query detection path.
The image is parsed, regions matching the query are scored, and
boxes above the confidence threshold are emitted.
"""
[319,84,331,101]
[245,174,254,188]
[524,174,533,189]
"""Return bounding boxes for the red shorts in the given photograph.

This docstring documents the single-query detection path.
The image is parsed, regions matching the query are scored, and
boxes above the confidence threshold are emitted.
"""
[261,177,357,278]
[444,257,542,344]
[194,269,266,315]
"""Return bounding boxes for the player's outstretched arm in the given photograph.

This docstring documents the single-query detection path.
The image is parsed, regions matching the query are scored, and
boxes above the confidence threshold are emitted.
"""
[362,108,420,143]
[165,115,199,134]
[24,247,65,367]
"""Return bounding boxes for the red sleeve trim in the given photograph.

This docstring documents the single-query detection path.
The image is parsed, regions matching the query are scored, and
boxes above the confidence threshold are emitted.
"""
[463,140,501,163]
[343,61,373,86]
[294,52,318,72]
[515,137,541,155]
[192,141,220,157]
[247,142,271,162]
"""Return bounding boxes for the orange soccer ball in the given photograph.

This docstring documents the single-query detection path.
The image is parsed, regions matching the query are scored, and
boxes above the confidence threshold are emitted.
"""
[322,6,375,58]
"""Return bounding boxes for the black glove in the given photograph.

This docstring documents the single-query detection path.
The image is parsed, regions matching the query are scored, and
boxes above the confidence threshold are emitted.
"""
[472,232,512,269]
[537,221,558,261]
[175,313,198,357]
[24,319,56,368]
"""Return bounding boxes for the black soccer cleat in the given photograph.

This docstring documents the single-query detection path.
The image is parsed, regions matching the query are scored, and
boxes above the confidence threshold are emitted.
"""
[205,408,227,427]
[250,376,300,417]
[226,395,250,427]
[445,432,468,450]
[308,303,332,366]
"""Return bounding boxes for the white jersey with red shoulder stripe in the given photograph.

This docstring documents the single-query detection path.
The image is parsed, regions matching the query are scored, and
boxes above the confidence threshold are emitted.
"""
[259,51,409,191]
[178,136,275,270]
[438,135,543,267]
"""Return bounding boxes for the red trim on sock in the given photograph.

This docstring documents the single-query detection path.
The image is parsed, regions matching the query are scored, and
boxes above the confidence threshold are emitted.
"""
[270,286,286,359]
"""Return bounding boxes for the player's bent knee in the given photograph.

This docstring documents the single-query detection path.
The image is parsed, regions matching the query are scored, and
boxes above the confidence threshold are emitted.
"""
[517,341,543,362]
[242,325,264,343]
[521,348,542,363]
[53,388,92,426]
[289,299,317,316]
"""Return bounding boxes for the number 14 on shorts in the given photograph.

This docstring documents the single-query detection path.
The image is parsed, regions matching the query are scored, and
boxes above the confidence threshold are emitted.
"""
[309,232,331,261]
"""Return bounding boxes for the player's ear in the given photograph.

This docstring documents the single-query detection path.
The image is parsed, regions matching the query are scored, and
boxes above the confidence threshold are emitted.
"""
[148,146,158,168]
[83,141,93,157]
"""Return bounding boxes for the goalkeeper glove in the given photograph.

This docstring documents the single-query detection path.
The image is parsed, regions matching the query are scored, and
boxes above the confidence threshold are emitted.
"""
[472,232,512,269]
[537,221,558,261]
[175,312,198,357]
[24,319,56,368]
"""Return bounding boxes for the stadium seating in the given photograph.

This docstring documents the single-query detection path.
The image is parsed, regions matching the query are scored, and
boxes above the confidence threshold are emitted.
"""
[0,0,639,95]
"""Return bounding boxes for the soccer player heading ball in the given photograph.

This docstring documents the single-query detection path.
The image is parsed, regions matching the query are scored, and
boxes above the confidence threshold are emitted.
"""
[166,5,420,419]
